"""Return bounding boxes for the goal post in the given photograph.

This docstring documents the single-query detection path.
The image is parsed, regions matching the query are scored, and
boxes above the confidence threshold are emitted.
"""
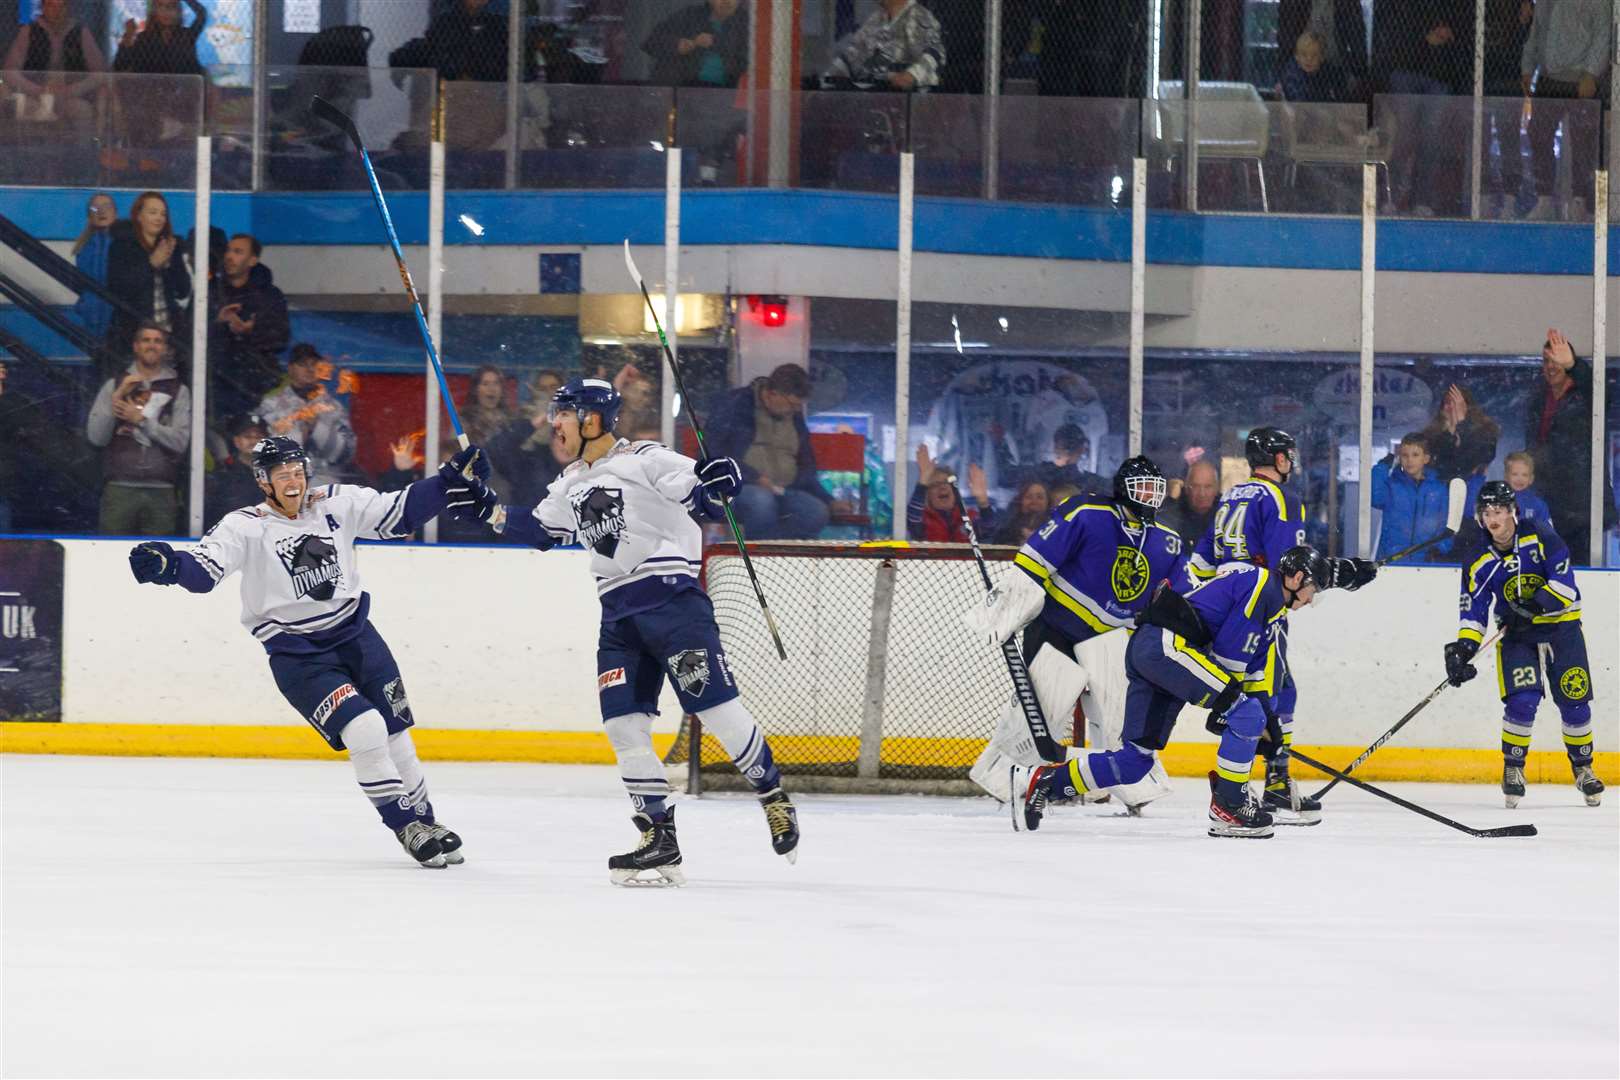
[665,539,1078,795]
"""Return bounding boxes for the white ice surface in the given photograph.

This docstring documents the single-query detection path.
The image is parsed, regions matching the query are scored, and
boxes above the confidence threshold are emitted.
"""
[3,756,1616,1079]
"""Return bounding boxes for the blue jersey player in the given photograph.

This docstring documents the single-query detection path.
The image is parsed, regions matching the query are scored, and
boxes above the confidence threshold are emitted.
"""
[447,379,798,885]
[1020,548,1329,838]
[1444,481,1603,809]
[1190,428,1376,823]
[964,457,1190,810]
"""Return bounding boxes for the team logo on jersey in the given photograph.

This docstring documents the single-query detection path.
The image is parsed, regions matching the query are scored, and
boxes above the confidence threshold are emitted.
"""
[667,649,711,696]
[382,677,413,723]
[1503,572,1545,607]
[1110,546,1152,603]
[1559,667,1591,700]
[570,486,627,558]
[274,534,343,601]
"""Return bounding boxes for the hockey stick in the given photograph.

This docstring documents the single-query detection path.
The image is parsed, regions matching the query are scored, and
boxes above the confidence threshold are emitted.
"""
[1309,624,1507,801]
[311,95,467,449]
[1375,477,1467,567]
[949,478,1064,762]
[621,241,787,661]
[1289,749,1537,838]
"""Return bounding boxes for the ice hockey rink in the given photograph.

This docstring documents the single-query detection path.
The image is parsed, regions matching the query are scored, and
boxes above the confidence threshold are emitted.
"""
[2,755,1615,1079]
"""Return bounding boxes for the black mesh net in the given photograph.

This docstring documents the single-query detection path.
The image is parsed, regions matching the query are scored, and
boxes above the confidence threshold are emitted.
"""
[664,539,1073,790]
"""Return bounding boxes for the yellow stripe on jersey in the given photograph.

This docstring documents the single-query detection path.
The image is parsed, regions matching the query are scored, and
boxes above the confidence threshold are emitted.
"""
[1172,633,1232,683]
[1243,568,1271,618]
[1013,552,1114,634]
[1241,641,1277,696]
[1458,626,1484,645]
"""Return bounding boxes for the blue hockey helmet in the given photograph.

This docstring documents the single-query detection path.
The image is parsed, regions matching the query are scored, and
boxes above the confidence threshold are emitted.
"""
[549,377,622,436]
[251,435,310,485]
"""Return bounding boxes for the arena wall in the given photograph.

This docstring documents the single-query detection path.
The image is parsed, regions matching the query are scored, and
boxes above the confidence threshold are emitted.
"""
[2,540,1615,784]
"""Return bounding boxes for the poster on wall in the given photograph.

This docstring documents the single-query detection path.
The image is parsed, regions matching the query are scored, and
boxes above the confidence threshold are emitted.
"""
[0,540,64,723]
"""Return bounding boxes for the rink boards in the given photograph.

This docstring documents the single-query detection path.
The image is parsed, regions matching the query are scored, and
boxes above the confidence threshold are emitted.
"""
[1,538,1615,783]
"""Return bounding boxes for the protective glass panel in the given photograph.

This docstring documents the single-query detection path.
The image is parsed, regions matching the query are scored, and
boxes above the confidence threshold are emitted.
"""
[258,65,436,192]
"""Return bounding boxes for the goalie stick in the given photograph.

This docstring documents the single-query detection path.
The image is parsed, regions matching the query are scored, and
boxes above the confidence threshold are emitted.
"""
[622,241,787,661]
[311,95,467,450]
[1310,624,1507,801]
[1289,749,1537,838]
[1375,477,1467,567]
[949,477,1064,762]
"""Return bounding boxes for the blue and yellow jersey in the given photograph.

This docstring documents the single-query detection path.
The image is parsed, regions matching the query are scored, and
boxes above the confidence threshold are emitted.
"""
[1189,477,1306,580]
[1458,514,1582,644]
[1013,499,1191,645]
[1178,564,1290,695]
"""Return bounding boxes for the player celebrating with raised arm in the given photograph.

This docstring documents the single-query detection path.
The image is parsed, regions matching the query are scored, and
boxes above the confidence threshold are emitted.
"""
[127,437,487,868]
[1189,427,1376,824]
[1444,481,1602,808]
[964,457,1189,811]
[446,378,798,886]
[1020,547,1330,838]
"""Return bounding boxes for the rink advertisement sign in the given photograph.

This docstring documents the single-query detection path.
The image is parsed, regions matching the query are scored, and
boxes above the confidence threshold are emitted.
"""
[0,540,64,723]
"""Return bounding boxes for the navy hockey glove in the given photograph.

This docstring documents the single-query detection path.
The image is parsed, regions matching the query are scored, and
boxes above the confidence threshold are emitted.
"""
[1329,557,1377,592]
[129,541,179,585]
[1202,680,1244,735]
[446,476,499,523]
[1444,639,1479,687]
[1256,699,1286,761]
[696,456,742,506]
[438,444,492,485]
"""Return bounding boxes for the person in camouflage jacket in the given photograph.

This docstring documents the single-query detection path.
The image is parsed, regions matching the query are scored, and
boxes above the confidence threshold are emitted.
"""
[824,0,945,90]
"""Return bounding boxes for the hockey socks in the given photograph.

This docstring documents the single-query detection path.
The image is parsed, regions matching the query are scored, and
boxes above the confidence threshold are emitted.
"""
[603,711,676,817]
[698,699,783,795]
[1213,698,1266,805]
[342,710,418,831]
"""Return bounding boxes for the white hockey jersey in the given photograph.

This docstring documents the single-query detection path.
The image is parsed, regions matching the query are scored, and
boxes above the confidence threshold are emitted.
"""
[184,484,417,652]
[529,439,706,619]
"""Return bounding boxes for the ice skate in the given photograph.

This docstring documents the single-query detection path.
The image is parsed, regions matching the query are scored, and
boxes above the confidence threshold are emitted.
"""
[1015,763,1061,833]
[1571,763,1604,807]
[1262,759,1321,826]
[395,820,447,868]
[426,822,464,865]
[1502,763,1525,809]
[1207,771,1274,839]
[759,787,799,863]
[609,811,685,887]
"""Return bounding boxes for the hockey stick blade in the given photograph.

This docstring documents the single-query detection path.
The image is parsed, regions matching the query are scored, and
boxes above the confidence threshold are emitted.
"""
[1444,476,1466,533]
[310,95,360,146]
[1290,750,1537,838]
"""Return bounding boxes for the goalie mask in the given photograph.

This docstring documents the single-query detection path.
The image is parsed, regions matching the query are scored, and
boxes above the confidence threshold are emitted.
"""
[1113,456,1167,523]
[1245,427,1298,481]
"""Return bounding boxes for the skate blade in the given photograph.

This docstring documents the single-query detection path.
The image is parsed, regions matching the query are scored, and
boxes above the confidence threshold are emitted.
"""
[1584,794,1603,807]
[1504,795,1521,809]
[441,849,466,865]
[416,855,448,868]
[1206,826,1275,839]
[610,865,686,887]
[780,848,798,865]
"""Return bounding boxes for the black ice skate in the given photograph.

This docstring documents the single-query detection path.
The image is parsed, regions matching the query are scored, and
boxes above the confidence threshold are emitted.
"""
[1015,764,1061,833]
[1571,763,1604,807]
[426,823,464,865]
[1502,763,1526,809]
[1263,759,1322,826]
[395,820,447,868]
[759,788,799,864]
[609,811,685,887]
[1207,771,1274,839]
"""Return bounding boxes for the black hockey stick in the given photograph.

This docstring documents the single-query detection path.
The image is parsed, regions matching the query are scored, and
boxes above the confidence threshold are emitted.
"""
[1310,624,1507,801]
[1375,478,1467,567]
[622,241,787,661]
[311,95,468,449]
[950,478,1064,762]
[1289,749,1537,838]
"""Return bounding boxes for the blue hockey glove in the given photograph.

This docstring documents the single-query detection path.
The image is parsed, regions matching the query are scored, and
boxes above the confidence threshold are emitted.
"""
[129,541,179,585]
[1444,639,1479,687]
[696,456,742,506]
[439,444,492,485]
[446,476,499,523]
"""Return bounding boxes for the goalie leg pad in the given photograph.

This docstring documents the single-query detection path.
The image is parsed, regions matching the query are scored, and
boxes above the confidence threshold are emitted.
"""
[970,743,1019,802]
[988,640,1088,764]
[1109,751,1174,811]
[603,710,674,816]
[1074,630,1129,751]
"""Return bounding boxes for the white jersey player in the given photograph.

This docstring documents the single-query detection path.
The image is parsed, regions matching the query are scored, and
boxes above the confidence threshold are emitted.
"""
[447,377,799,886]
[127,436,484,868]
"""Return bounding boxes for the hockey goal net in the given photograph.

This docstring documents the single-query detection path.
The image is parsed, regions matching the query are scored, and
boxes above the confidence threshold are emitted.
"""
[665,540,1074,794]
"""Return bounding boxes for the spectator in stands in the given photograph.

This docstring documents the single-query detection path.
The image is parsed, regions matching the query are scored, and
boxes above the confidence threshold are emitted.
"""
[1521,0,1611,222]
[1370,432,1451,561]
[1279,31,1350,103]
[461,365,515,446]
[992,478,1050,546]
[1377,0,1473,217]
[488,369,565,507]
[1030,423,1107,496]
[70,193,117,342]
[644,0,749,88]
[1158,457,1221,547]
[612,362,662,442]
[0,0,108,126]
[112,0,206,76]
[425,0,508,83]
[1279,0,1370,101]
[1420,381,1500,495]
[1503,450,1551,527]
[908,446,991,542]
[823,0,945,91]
[259,343,358,482]
[1482,0,1534,216]
[208,234,290,419]
[708,362,845,539]
[1526,328,1614,563]
[85,323,190,536]
[106,190,189,357]
[205,412,268,522]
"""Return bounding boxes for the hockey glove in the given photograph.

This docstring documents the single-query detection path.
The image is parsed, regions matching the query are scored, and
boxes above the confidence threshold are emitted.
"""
[696,456,742,510]
[1202,679,1244,735]
[1329,556,1377,592]
[128,541,179,585]
[1256,699,1286,761]
[446,476,500,523]
[438,444,492,485]
[1443,639,1479,687]
[962,569,1046,646]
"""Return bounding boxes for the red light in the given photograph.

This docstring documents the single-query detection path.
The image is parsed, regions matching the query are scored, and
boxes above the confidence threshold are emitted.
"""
[761,300,787,327]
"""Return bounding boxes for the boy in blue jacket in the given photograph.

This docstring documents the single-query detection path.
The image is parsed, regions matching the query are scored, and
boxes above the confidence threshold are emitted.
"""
[1503,451,1551,527]
[1371,432,1451,560]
